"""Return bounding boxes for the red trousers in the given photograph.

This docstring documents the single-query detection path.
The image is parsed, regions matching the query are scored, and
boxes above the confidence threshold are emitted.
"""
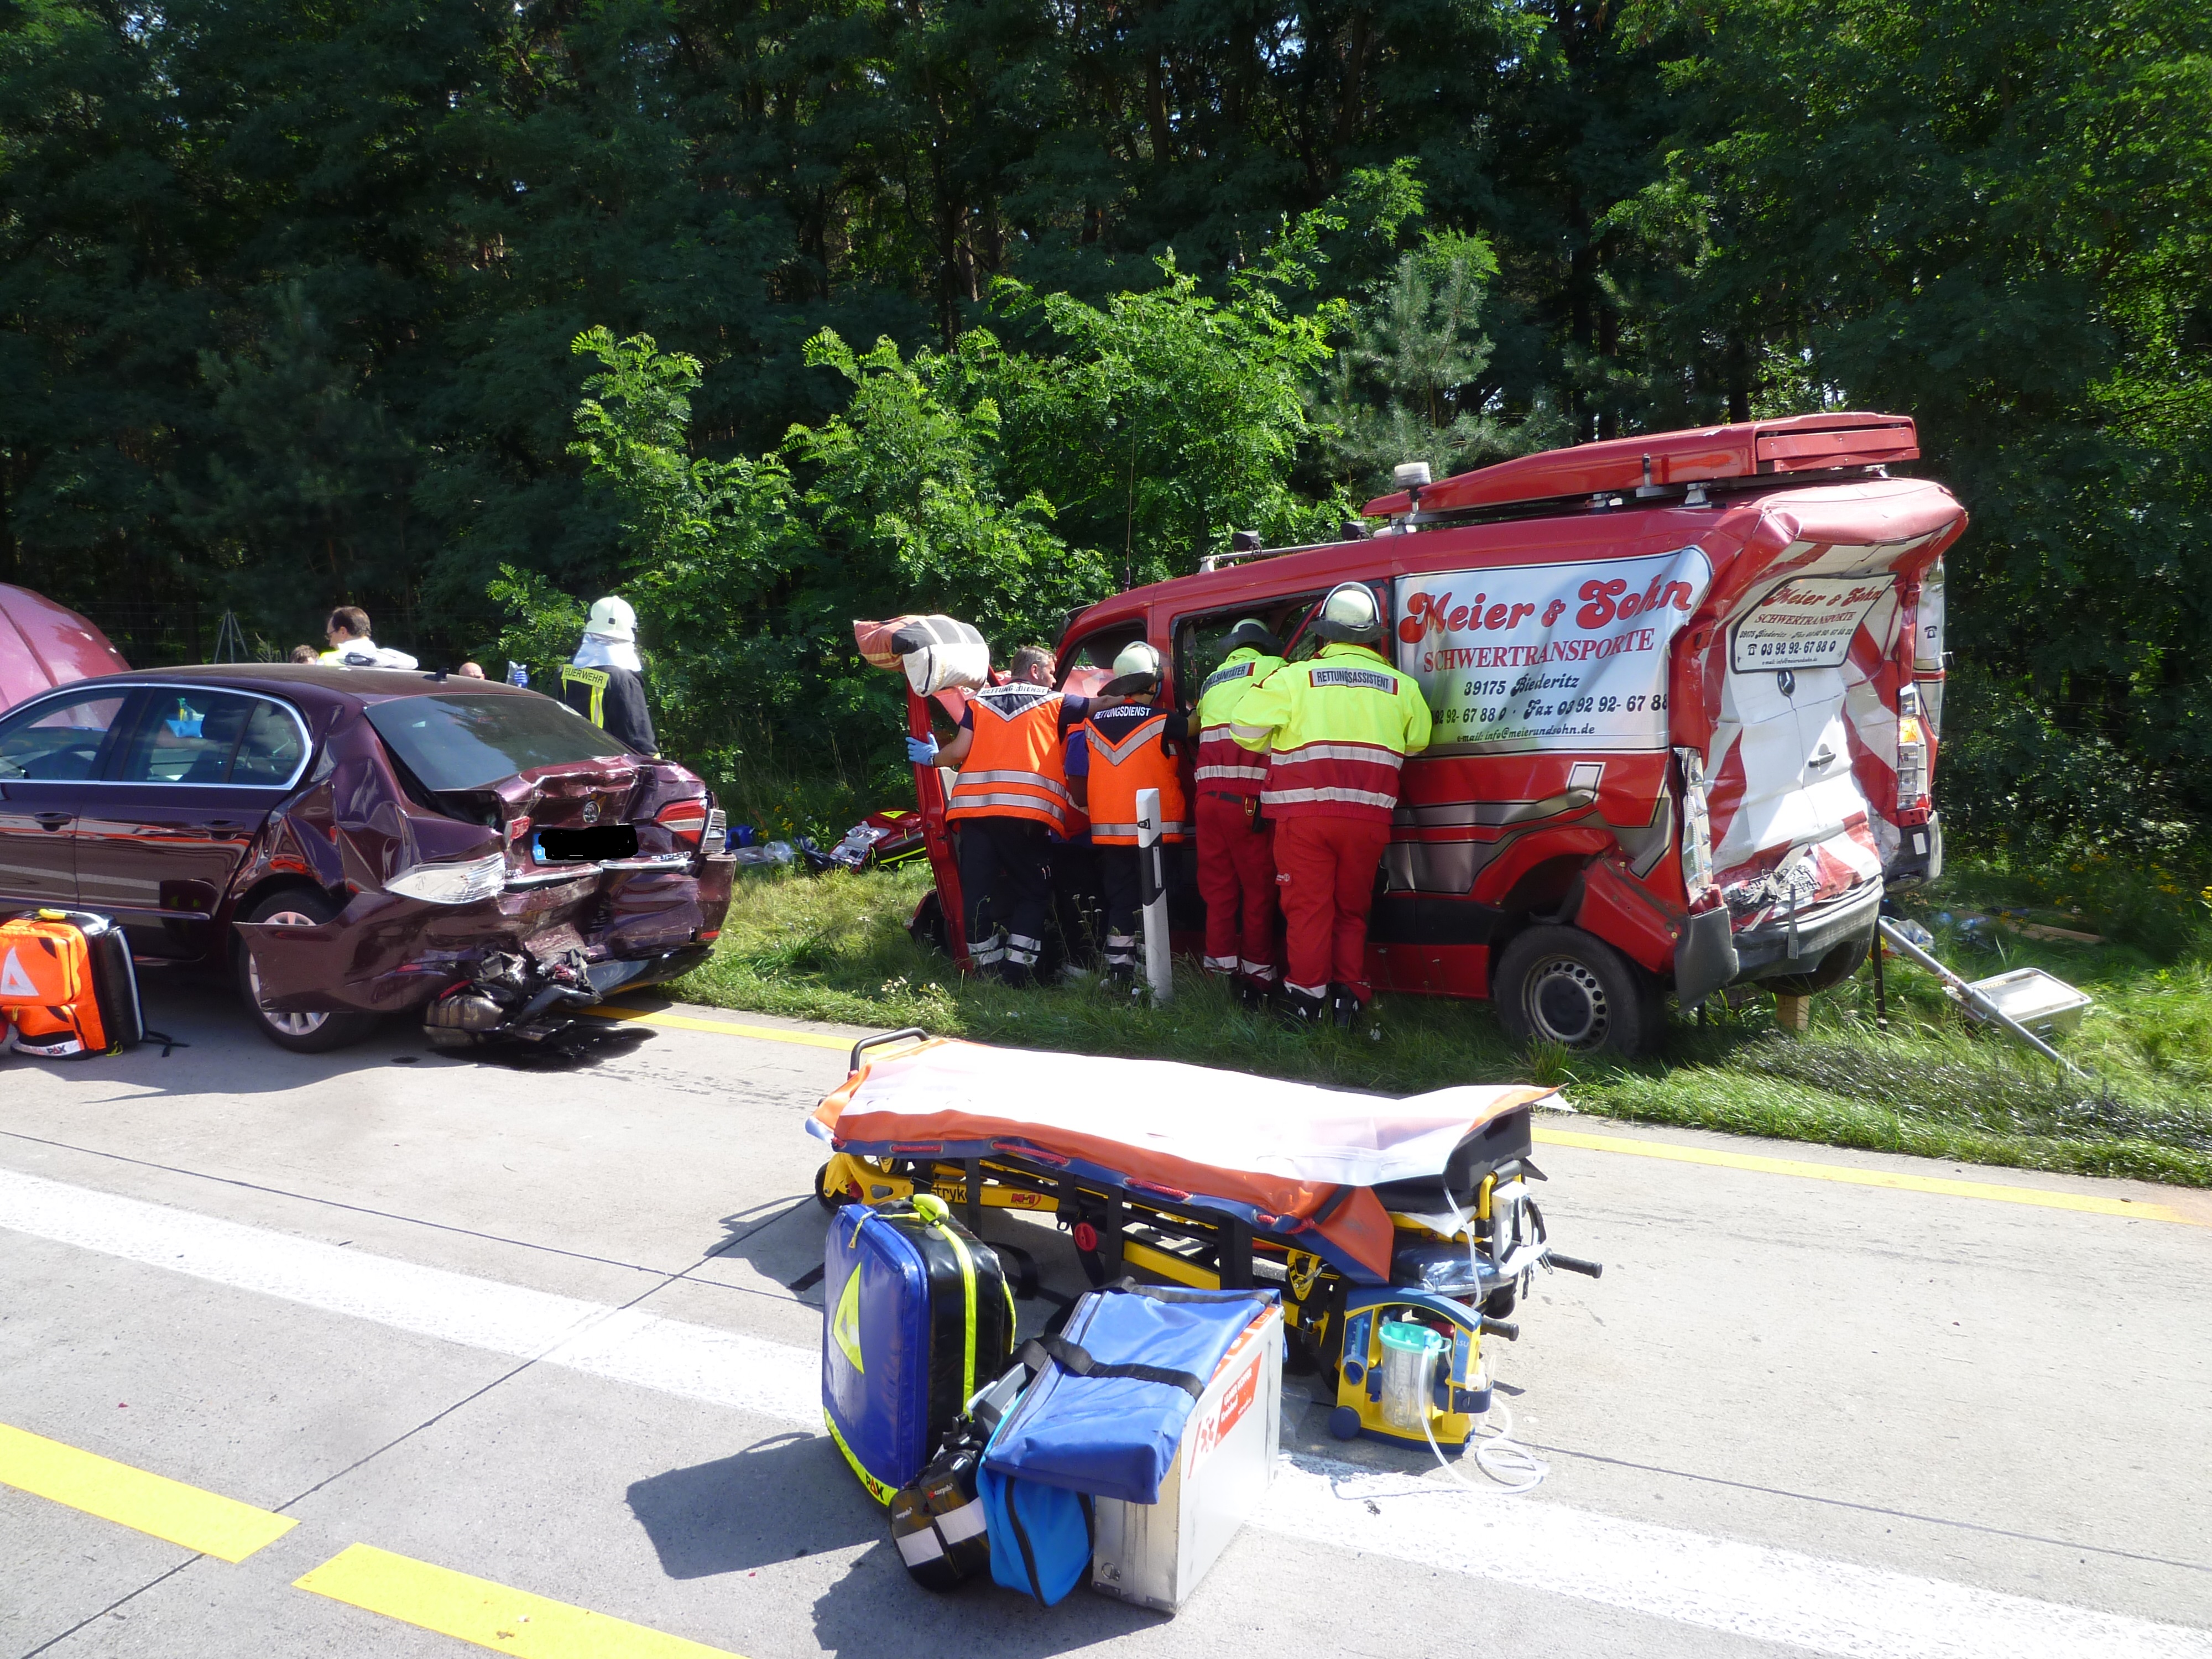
[1195,792,1278,982]
[1273,815,1392,1001]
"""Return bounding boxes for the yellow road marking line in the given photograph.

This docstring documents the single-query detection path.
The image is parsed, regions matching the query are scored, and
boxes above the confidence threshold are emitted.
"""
[1533,1127,2205,1225]
[578,1001,2201,1225]
[295,1543,744,1658]
[583,1004,852,1051]
[0,1422,298,1562]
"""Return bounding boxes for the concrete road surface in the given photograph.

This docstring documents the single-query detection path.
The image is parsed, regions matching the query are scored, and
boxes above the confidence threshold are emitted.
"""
[3,969,2209,1659]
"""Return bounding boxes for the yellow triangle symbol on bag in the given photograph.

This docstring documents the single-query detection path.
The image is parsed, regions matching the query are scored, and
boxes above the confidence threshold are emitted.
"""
[831,1267,864,1374]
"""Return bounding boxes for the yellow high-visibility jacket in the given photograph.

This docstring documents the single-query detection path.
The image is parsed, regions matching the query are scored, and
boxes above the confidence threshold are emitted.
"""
[1191,646,1284,797]
[1228,641,1432,822]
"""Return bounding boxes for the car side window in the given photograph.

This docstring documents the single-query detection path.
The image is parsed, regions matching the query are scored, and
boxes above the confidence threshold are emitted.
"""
[0,688,132,781]
[109,691,267,785]
[1057,626,1145,685]
[232,699,309,784]
[1175,593,1326,699]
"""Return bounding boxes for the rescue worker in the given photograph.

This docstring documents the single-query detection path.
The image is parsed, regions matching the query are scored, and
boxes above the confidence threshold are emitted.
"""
[1191,619,1285,1004]
[1230,583,1431,1029]
[560,597,658,755]
[907,645,1123,985]
[1067,642,1188,984]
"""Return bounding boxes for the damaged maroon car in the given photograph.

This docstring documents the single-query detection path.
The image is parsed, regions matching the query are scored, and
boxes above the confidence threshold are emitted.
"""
[0,664,734,1052]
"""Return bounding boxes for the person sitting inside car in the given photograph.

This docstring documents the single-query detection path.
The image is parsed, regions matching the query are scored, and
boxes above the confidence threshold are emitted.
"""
[320,606,419,670]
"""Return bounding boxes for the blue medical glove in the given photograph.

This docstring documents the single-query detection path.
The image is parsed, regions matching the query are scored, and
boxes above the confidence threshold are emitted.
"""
[906,734,939,765]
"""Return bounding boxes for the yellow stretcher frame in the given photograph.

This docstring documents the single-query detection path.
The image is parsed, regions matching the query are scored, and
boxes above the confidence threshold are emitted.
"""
[815,1147,1510,1451]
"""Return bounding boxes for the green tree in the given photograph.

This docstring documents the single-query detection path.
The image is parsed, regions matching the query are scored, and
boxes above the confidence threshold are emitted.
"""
[1310,229,1568,495]
[971,243,1349,578]
[1618,0,2212,839]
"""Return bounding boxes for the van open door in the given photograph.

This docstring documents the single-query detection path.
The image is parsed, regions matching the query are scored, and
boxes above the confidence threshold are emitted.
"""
[1698,509,1961,991]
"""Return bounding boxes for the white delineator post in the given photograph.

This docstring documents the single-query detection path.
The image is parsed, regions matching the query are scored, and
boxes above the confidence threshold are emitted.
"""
[1134,787,1173,1005]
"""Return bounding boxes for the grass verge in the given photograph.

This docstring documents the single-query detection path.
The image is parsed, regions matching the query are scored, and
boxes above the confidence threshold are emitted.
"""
[663,855,2212,1187]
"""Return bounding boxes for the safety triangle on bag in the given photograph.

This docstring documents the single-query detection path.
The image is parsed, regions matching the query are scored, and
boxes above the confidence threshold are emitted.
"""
[831,1267,864,1374]
[0,947,39,1000]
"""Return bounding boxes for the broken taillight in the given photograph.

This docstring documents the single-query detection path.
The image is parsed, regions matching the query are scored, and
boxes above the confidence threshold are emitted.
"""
[656,798,712,847]
[1895,684,1929,812]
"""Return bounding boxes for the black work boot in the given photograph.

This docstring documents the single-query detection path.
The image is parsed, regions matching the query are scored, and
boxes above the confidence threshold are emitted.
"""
[1276,988,1328,1031]
[1234,975,1270,1011]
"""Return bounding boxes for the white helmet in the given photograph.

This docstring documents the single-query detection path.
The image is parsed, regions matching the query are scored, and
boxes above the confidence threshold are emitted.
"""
[1105,640,1164,695]
[1312,582,1382,644]
[585,596,637,642]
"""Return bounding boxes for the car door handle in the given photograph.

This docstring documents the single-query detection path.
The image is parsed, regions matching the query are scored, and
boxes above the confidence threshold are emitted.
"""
[33,812,71,830]
[203,820,248,831]
[1808,745,1838,769]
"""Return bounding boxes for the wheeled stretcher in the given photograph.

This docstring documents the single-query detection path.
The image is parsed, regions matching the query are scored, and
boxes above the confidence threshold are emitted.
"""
[810,1033,1601,1453]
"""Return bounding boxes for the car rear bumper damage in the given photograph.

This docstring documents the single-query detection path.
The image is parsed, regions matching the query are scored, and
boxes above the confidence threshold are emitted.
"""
[234,853,734,1017]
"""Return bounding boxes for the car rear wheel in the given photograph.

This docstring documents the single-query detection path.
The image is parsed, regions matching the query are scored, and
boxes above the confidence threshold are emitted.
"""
[233,889,381,1053]
[1494,925,1653,1058]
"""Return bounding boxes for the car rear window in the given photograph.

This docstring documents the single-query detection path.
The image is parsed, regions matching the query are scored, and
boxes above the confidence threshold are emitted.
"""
[365,692,629,791]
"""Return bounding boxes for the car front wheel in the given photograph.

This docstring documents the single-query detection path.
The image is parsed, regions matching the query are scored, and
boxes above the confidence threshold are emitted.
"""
[233,890,381,1053]
[1493,924,1654,1058]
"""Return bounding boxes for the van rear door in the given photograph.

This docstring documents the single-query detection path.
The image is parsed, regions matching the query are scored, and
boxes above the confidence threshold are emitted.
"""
[1703,555,1918,927]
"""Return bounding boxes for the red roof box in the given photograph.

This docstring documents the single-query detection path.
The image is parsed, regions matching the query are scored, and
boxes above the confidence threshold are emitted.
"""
[1361,411,1918,519]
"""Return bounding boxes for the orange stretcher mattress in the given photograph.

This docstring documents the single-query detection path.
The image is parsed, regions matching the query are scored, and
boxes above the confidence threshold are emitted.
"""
[811,1039,1559,1281]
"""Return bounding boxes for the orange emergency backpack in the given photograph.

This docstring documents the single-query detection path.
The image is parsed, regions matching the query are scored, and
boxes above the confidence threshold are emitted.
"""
[0,909,144,1060]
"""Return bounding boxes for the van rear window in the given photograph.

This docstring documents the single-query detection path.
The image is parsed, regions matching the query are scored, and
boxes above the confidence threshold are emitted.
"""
[366,692,628,791]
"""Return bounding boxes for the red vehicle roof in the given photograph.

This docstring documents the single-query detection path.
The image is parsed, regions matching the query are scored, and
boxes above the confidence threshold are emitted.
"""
[0,586,131,711]
[1361,412,1918,519]
[1060,415,1943,649]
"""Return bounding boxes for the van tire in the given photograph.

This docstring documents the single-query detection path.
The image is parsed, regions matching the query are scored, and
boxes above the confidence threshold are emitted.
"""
[1760,934,1869,998]
[233,889,381,1054]
[1494,925,1653,1057]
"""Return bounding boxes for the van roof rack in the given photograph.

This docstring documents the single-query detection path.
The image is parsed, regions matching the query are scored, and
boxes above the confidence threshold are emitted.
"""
[1360,412,1918,521]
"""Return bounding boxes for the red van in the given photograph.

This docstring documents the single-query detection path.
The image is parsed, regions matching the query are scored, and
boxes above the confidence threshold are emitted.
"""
[899,412,1963,1055]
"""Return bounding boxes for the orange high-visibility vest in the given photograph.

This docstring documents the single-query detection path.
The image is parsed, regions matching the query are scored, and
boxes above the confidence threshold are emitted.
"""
[1078,711,1189,845]
[945,684,1071,833]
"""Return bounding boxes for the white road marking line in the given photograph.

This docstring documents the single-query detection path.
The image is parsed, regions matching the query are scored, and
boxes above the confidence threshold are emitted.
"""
[2,1168,2205,1659]
[0,1168,817,1428]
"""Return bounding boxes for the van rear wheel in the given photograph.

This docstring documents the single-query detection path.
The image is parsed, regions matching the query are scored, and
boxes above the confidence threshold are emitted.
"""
[1494,925,1653,1058]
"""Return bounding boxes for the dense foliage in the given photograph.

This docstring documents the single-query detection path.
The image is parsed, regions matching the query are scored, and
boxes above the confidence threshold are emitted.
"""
[3,0,2206,842]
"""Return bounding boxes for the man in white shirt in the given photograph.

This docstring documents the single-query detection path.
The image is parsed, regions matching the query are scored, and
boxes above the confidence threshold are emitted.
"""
[320,606,418,670]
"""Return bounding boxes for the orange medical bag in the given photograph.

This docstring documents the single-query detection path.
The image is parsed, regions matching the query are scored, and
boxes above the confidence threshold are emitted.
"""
[0,909,144,1060]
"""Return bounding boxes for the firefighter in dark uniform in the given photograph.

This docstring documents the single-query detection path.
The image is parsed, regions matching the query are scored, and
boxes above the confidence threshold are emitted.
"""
[560,596,658,755]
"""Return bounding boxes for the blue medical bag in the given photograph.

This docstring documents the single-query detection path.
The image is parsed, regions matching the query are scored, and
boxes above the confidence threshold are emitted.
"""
[822,1196,1016,1504]
[978,1282,1278,1605]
